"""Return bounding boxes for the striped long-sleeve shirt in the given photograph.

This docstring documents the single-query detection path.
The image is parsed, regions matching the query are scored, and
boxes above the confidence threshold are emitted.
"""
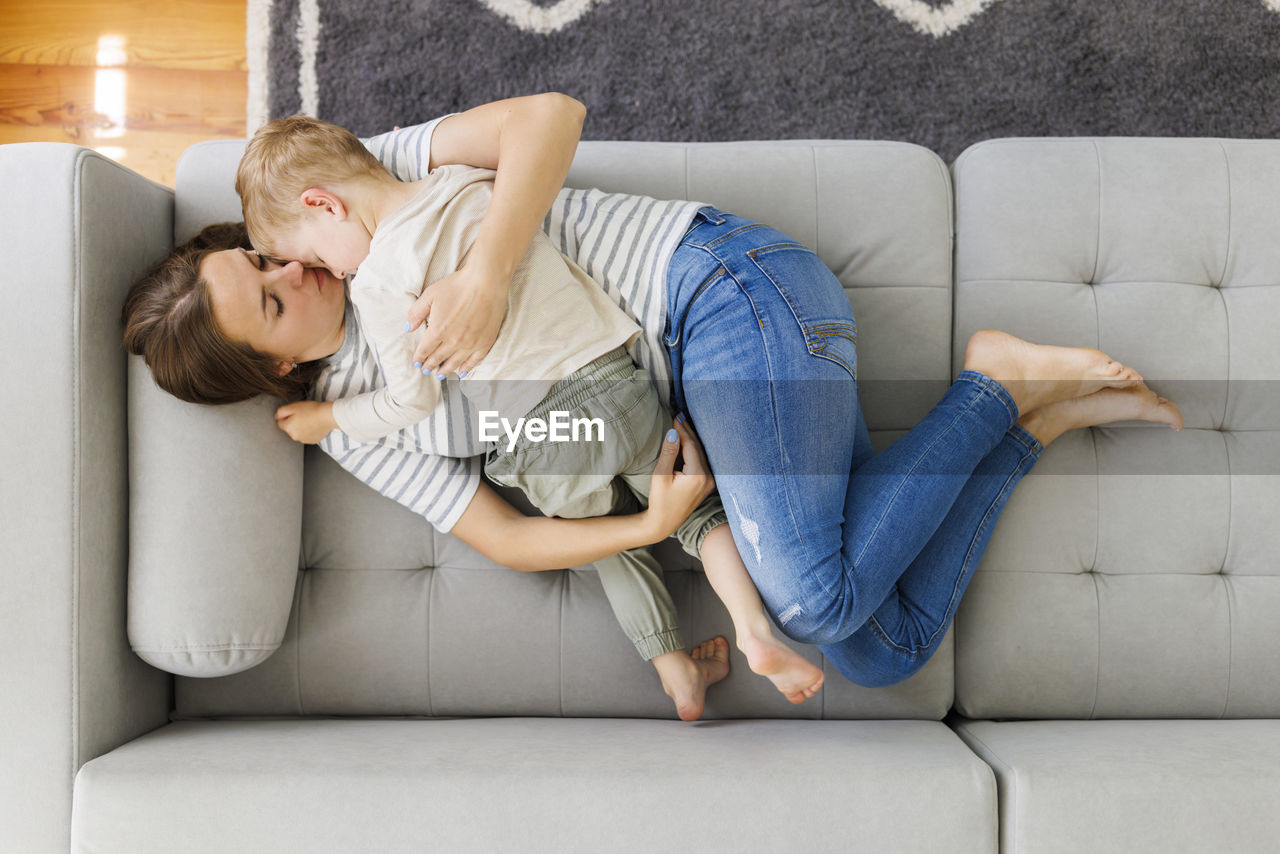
[310,118,705,532]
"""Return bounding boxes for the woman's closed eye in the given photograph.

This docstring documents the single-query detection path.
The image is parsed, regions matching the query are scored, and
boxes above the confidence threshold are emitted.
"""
[250,253,283,315]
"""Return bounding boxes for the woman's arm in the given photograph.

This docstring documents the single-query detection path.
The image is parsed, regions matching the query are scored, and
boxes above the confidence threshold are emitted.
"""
[406,93,587,377]
[449,419,714,571]
[450,484,660,571]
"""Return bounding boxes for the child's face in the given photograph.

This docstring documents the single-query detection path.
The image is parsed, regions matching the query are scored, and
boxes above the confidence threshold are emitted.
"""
[274,210,372,281]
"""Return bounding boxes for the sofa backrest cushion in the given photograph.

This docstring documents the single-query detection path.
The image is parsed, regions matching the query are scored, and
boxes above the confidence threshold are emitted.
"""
[952,138,1280,719]
[146,136,956,719]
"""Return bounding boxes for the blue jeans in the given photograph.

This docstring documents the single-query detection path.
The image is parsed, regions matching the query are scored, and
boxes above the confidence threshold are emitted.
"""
[665,208,1043,687]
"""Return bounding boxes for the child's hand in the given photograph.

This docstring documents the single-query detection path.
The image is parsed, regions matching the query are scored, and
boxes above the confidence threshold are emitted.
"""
[405,264,508,379]
[643,415,716,542]
[275,400,337,444]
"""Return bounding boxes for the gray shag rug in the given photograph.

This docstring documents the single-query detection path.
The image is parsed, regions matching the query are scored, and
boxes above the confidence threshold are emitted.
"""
[257,0,1280,161]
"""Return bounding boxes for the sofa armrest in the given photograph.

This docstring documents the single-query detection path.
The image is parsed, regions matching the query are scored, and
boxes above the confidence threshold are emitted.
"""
[0,144,173,853]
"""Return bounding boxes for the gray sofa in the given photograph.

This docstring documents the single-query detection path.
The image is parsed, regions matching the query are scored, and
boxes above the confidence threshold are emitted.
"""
[2,135,1278,853]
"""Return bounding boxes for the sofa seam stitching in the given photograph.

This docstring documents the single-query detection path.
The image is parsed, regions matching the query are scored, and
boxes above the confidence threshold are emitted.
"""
[1089,427,1101,720]
[810,145,819,260]
[1218,142,1233,434]
[944,150,955,254]
[426,565,435,718]
[819,647,827,720]
[296,572,305,716]
[1217,142,1234,722]
[683,145,690,201]
[1090,140,1102,287]
[1090,570,1102,721]
[559,570,567,717]
[1217,141,1233,290]
[952,154,959,382]
[1089,426,1101,574]
[1220,429,1234,720]
[963,276,1226,288]
[1220,571,1233,720]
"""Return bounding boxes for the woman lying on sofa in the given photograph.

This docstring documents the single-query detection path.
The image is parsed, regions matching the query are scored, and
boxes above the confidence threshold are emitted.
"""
[123,93,1185,707]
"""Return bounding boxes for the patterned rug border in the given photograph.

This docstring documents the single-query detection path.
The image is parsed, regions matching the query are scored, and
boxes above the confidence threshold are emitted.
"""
[251,0,1280,154]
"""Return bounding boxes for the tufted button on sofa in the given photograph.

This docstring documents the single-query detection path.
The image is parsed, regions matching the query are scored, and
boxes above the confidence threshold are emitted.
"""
[2,135,1278,853]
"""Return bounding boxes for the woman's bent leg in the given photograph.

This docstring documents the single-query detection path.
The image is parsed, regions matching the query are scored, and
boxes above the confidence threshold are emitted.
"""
[819,424,1042,686]
[688,364,1022,652]
[668,211,1028,684]
[669,225,866,646]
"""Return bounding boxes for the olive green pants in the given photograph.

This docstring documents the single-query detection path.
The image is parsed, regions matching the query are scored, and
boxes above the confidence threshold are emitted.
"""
[484,348,727,660]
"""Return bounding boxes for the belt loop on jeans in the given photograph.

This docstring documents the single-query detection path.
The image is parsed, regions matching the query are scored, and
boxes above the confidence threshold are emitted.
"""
[693,205,726,227]
[681,206,726,243]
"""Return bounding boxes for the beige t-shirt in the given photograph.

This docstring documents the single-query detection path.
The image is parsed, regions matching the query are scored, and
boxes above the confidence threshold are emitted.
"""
[332,165,641,443]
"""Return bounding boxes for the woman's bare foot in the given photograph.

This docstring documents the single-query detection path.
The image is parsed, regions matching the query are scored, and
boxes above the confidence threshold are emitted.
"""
[1019,383,1184,447]
[738,631,825,704]
[653,638,730,722]
[964,329,1143,415]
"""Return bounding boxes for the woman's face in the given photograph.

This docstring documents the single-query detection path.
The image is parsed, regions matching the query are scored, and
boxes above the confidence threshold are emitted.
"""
[202,248,346,372]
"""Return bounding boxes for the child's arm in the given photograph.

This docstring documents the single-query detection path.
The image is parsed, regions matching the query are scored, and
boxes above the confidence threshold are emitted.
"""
[404,93,586,378]
[275,400,338,444]
[273,388,420,447]
[335,291,445,442]
[450,418,713,571]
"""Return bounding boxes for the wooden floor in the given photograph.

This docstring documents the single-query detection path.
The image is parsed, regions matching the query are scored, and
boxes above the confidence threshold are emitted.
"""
[0,0,248,187]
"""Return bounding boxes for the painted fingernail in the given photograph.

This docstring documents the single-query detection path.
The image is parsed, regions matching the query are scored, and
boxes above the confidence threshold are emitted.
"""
[414,361,422,369]
[422,367,431,375]
[676,412,687,424]
[666,429,678,442]
[436,374,446,381]
[403,321,412,333]
[458,371,468,379]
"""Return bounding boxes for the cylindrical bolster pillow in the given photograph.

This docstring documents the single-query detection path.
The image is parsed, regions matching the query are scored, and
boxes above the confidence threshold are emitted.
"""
[127,356,304,677]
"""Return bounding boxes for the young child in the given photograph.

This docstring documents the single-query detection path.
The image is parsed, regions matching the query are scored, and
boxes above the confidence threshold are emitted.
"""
[236,116,825,719]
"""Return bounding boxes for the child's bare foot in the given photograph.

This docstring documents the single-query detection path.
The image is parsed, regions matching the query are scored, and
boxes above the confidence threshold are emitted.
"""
[1019,383,1184,447]
[653,638,730,722]
[964,329,1143,415]
[738,631,824,704]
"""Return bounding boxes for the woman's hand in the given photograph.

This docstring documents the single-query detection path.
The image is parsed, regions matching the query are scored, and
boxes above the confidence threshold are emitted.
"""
[406,262,508,377]
[642,415,716,542]
[449,415,716,572]
[275,400,337,444]
[402,93,584,379]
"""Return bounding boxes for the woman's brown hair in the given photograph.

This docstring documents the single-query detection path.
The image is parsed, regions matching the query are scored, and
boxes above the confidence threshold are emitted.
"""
[121,222,326,405]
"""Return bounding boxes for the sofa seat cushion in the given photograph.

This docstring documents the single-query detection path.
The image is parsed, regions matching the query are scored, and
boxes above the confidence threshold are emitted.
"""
[74,719,995,853]
[954,719,1280,853]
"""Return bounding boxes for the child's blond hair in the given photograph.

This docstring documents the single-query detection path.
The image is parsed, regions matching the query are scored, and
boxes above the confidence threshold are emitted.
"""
[236,115,388,256]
